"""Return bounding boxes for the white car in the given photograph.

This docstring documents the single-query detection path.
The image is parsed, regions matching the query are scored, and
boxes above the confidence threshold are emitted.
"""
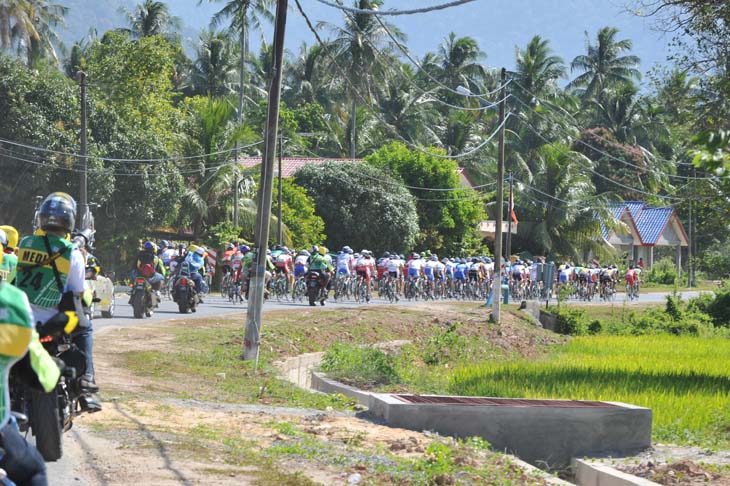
[86,275,115,319]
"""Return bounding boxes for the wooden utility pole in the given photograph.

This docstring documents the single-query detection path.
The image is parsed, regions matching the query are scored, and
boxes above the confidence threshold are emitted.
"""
[492,67,507,324]
[506,172,513,260]
[277,131,283,245]
[77,71,89,229]
[243,0,288,363]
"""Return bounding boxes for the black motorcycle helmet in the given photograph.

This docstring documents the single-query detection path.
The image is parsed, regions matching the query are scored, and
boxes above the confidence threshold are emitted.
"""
[39,192,76,233]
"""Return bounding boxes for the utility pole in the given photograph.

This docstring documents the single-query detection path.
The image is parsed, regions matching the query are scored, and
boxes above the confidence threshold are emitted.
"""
[76,71,88,230]
[277,131,283,246]
[492,67,507,325]
[350,99,357,159]
[688,169,693,288]
[243,0,288,363]
[506,172,513,260]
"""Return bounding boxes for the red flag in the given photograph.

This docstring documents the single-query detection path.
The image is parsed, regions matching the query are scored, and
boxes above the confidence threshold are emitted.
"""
[509,189,518,227]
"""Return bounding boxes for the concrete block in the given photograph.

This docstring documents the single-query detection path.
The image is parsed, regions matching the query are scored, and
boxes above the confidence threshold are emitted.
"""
[573,459,660,486]
[310,372,371,406]
[369,394,652,469]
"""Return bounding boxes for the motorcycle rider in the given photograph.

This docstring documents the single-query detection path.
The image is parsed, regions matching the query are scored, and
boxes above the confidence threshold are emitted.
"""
[183,246,209,296]
[0,225,19,283]
[135,241,165,289]
[14,192,101,412]
[0,229,57,486]
[308,246,334,306]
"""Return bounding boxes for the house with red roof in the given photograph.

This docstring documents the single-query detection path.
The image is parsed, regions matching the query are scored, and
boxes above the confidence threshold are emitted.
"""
[603,201,688,270]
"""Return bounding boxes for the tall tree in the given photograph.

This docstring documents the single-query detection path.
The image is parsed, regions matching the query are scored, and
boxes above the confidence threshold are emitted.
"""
[122,0,181,39]
[190,29,238,97]
[567,27,641,103]
[0,0,66,66]
[512,35,566,105]
[202,0,274,126]
[319,0,405,158]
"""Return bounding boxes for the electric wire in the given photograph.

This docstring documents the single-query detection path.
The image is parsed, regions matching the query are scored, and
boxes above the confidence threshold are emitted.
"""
[323,2,507,113]
[374,14,510,99]
[295,0,506,161]
[0,136,264,163]
[509,80,725,181]
[517,119,682,201]
[313,0,477,16]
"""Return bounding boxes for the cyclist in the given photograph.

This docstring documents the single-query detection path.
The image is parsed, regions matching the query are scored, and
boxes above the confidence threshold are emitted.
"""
[625,265,638,298]
[354,250,376,302]
[424,255,440,294]
[221,243,237,276]
[274,247,294,291]
[0,225,19,283]
[386,253,404,295]
[294,249,309,279]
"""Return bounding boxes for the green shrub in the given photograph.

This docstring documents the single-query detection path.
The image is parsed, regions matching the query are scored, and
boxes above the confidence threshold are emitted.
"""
[420,323,467,365]
[646,257,678,285]
[688,288,730,327]
[320,343,399,386]
[548,307,589,335]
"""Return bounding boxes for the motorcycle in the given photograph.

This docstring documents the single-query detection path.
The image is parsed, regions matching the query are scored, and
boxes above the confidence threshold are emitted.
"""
[172,272,199,314]
[130,276,157,318]
[10,312,89,462]
[306,270,328,307]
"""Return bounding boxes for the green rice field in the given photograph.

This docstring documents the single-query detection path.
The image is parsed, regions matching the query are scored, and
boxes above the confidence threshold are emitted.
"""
[450,335,730,447]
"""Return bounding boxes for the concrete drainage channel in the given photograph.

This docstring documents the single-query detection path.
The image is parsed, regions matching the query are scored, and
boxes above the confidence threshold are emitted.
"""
[278,351,658,486]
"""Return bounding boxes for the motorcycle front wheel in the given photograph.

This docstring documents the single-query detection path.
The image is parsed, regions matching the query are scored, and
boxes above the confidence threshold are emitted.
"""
[30,388,63,462]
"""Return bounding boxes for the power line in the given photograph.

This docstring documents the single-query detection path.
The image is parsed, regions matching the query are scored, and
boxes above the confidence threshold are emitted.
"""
[517,119,682,201]
[324,2,506,114]
[0,136,264,163]
[508,80,727,182]
[374,14,510,99]
[294,0,506,161]
[313,0,477,16]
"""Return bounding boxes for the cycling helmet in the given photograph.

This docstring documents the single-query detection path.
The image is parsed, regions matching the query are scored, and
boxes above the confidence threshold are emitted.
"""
[411,252,420,259]
[274,244,282,251]
[159,240,170,249]
[318,246,327,256]
[342,246,352,254]
[485,257,492,263]
[266,249,272,255]
[281,246,289,254]
[441,258,449,264]
[472,258,479,263]
[143,240,156,252]
[430,254,438,261]
[227,243,235,250]
[460,258,467,264]
[195,247,205,256]
[311,245,318,254]
[39,192,76,233]
[239,245,250,253]
[0,228,6,246]
[0,226,18,250]
[382,252,390,258]
[399,254,405,260]
[299,249,310,256]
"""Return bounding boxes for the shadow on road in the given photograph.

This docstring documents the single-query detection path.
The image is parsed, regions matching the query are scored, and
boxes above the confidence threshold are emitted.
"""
[112,402,194,486]
[70,428,111,486]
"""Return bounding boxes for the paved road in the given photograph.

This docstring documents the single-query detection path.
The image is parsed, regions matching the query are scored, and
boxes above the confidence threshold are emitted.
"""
[94,288,706,330]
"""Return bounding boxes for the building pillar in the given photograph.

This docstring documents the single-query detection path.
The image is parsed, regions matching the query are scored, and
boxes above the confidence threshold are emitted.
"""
[649,246,654,268]
[676,245,682,278]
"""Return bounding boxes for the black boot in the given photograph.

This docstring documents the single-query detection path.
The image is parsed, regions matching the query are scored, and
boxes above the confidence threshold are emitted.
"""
[79,394,102,413]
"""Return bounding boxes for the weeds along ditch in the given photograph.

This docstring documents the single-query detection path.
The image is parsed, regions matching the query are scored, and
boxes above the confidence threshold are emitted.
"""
[322,330,730,448]
[450,335,730,448]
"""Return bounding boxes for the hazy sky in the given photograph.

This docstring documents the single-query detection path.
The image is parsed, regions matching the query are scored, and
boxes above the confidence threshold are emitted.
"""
[182,0,675,81]
[65,0,676,83]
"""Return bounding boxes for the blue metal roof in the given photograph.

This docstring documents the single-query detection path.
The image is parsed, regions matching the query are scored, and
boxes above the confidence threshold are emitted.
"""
[634,207,674,245]
[624,201,645,221]
[602,202,679,246]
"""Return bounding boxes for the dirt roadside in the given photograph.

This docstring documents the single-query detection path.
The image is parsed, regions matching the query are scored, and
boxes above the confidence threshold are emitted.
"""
[54,305,563,485]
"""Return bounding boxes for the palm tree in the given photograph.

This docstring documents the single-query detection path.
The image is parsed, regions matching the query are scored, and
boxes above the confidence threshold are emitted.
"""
[190,29,238,97]
[283,41,331,108]
[517,143,608,260]
[201,0,274,127]
[512,35,566,106]
[179,97,260,239]
[567,27,641,103]
[0,0,66,66]
[122,0,181,39]
[423,33,490,105]
[319,0,405,158]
